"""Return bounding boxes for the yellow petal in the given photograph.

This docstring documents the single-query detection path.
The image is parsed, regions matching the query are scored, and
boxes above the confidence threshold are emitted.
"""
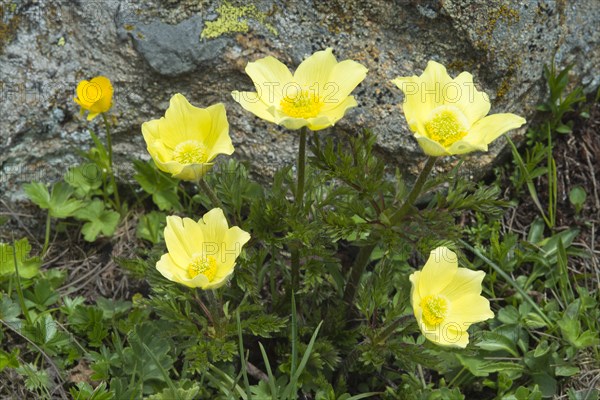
[451,71,491,125]
[198,208,229,243]
[445,138,487,155]
[89,76,114,114]
[327,59,368,104]
[414,134,451,156]
[76,80,92,107]
[391,76,429,133]
[164,216,197,266]
[86,112,100,121]
[315,96,358,128]
[156,253,186,283]
[245,56,294,105]
[421,60,453,111]
[204,103,234,160]
[271,110,311,130]
[172,163,214,181]
[409,270,423,311]
[182,273,211,289]
[164,93,213,144]
[145,139,173,164]
[419,320,469,348]
[217,226,251,275]
[418,247,458,298]
[231,91,276,123]
[293,48,337,89]
[151,157,184,176]
[202,272,233,290]
[447,294,494,327]
[467,113,527,146]
[440,269,486,302]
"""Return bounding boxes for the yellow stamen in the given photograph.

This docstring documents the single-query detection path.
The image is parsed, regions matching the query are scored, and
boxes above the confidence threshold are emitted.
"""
[173,140,208,165]
[420,295,448,326]
[280,90,323,119]
[425,106,469,147]
[187,255,218,281]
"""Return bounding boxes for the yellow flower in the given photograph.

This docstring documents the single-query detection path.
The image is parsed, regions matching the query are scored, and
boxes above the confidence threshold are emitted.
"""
[409,246,494,348]
[141,93,234,181]
[156,208,251,290]
[232,48,368,131]
[392,61,526,156]
[73,76,114,120]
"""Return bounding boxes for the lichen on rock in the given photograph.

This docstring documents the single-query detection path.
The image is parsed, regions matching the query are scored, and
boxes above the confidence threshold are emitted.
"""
[201,1,277,39]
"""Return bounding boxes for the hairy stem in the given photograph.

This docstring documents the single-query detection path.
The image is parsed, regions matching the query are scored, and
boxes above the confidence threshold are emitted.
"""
[102,113,121,213]
[342,157,438,311]
[291,127,307,294]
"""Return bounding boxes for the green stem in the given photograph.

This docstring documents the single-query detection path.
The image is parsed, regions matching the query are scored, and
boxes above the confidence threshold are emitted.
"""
[12,239,32,325]
[342,157,438,309]
[341,243,376,307]
[389,156,437,224]
[198,179,223,210]
[291,127,307,295]
[102,113,121,213]
[373,314,413,345]
[41,212,51,258]
[296,127,307,208]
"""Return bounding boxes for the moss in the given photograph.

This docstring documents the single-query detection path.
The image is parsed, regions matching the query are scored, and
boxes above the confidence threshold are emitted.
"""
[0,3,21,54]
[201,1,277,39]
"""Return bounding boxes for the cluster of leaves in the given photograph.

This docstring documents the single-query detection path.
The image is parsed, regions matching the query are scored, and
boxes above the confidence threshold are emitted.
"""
[24,130,122,249]
[1,64,598,399]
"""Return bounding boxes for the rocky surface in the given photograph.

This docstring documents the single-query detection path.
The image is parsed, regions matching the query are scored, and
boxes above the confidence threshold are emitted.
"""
[1,0,599,201]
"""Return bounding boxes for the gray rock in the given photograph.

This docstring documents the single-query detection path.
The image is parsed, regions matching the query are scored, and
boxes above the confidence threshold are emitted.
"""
[121,13,229,77]
[0,0,599,203]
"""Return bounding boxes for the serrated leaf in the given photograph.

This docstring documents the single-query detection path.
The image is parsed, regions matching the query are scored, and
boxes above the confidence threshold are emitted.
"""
[64,163,103,197]
[147,386,200,400]
[0,238,40,279]
[133,160,181,211]
[48,181,85,218]
[0,349,20,371]
[0,294,22,330]
[74,199,120,241]
[24,181,51,209]
[136,211,166,244]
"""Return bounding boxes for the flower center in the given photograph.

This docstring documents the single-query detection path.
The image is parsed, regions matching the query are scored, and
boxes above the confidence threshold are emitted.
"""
[424,106,469,147]
[173,140,208,165]
[279,90,323,119]
[420,295,449,326]
[187,254,218,281]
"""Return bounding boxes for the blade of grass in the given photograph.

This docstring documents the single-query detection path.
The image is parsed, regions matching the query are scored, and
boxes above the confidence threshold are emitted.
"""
[208,364,248,399]
[259,343,278,398]
[547,124,557,227]
[506,136,552,227]
[236,310,252,400]
[290,292,298,398]
[281,321,323,400]
[141,342,180,400]
[460,240,554,328]
[345,393,383,400]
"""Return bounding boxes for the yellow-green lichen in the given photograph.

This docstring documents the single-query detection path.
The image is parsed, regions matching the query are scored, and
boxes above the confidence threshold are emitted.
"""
[201,2,277,39]
[496,58,522,99]
[475,3,520,51]
[0,3,20,54]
